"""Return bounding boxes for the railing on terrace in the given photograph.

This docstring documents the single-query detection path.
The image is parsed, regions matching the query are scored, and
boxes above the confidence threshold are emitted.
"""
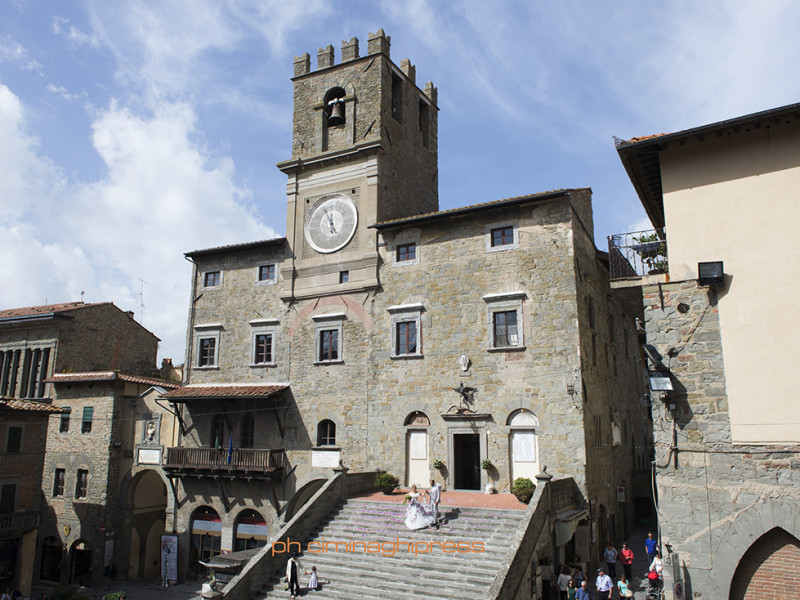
[164,447,287,479]
[608,228,668,280]
[0,510,40,533]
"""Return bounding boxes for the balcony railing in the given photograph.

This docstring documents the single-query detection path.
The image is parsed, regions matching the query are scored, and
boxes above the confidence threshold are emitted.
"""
[163,447,287,480]
[0,510,40,534]
[608,228,668,280]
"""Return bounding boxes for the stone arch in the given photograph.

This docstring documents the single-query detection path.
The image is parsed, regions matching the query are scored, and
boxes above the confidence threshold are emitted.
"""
[68,539,92,586]
[283,479,327,523]
[507,409,539,485]
[189,506,221,575]
[404,411,430,426]
[729,527,800,599]
[39,536,63,582]
[233,509,269,551]
[709,498,800,599]
[287,296,374,338]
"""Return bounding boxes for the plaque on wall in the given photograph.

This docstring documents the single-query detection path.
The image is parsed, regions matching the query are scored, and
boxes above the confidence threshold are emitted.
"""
[137,447,162,465]
[312,449,341,468]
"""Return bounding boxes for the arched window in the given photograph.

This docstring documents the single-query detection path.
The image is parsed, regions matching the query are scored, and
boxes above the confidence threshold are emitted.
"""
[40,536,62,581]
[404,411,430,426]
[234,509,268,552]
[317,420,336,446]
[240,414,254,448]
[507,409,539,484]
[190,506,221,567]
[212,415,225,449]
[324,87,346,127]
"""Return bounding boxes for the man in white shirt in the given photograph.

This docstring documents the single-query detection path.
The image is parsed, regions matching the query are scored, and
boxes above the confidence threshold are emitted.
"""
[596,567,613,599]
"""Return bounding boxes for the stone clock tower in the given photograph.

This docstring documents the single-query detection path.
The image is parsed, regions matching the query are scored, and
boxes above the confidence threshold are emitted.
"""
[277,30,438,301]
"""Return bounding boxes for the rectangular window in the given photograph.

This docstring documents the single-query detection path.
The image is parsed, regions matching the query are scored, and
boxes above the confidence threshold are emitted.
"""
[198,338,217,367]
[75,469,88,499]
[258,264,276,283]
[204,271,221,287]
[391,71,403,122]
[0,484,15,514]
[491,226,514,248]
[5,427,21,453]
[493,311,519,347]
[419,100,430,147]
[319,330,339,362]
[397,243,416,262]
[53,469,65,497]
[59,412,70,433]
[339,271,349,283]
[81,407,93,434]
[253,334,273,365]
[396,321,418,355]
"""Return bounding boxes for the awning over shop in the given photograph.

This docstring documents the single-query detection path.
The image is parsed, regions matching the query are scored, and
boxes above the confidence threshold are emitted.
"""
[555,507,588,547]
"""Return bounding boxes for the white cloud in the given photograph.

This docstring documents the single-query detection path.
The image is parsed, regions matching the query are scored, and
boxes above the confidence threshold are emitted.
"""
[46,84,82,101]
[0,83,276,363]
[0,35,42,73]
[52,16,100,47]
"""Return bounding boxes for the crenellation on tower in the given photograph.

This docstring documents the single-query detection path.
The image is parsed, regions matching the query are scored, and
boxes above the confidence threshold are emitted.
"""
[317,44,334,69]
[400,59,415,84]
[424,81,438,105]
[294,53,310,77]
[367,29,391,57]
[341,36,359,62]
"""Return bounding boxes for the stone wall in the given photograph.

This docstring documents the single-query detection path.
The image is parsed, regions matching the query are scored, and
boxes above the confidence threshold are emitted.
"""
[642,280,800,599]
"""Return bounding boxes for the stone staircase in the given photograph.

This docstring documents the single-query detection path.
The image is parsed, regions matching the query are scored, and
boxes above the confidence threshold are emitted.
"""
[258,498,527,599]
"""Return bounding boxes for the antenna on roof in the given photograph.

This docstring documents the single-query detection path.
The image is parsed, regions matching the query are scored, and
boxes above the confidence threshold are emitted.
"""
[138,277,147,325]
[80,291,85,303]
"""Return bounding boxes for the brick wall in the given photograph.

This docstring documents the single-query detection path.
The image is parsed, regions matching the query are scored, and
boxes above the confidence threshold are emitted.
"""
[729,528,800,600]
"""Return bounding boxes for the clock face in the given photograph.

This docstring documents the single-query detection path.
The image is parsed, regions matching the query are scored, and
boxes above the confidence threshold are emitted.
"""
[305,195,358,253]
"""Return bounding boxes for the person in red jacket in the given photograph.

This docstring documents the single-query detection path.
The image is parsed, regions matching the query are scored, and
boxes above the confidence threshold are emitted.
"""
[619,542,634,581]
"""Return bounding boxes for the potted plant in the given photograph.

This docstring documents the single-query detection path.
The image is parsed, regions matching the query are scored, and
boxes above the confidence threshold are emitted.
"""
[374,472,400,494]
[481,458,493,470]
[432,459,444,470]
[511,477,536,504]
[632,232,667,274]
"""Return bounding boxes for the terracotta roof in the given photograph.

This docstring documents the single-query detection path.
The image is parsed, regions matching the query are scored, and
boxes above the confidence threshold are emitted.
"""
[371,188,581,229]
[185,238,287,259]
[0,302,103,320]
[163,383,289,401]
[0,398,67,413]
[46,372,181,388]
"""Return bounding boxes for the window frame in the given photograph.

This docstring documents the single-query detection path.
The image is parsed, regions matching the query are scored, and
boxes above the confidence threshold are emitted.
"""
[81,407,93,434]
[249,319,278,367]
[53,468,65,497]
[193,324,222,369]
[59,410,70,433]
[396,243,417,263]
[388,304,424,359]
[483,292,527,351]
[313,314,345,365]
[75,469,89,499]
[240,414,255,449]
[256,263,277,285]
[317,419,337,447]
[486,221,519,253]
[203,270,222,289]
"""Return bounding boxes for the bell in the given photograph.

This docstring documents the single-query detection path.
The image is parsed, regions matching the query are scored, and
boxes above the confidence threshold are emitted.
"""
[328,99,345,126]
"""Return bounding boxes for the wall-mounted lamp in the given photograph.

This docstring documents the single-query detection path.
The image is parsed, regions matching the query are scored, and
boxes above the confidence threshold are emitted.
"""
[647,370,674,392]
[698,261,724,287]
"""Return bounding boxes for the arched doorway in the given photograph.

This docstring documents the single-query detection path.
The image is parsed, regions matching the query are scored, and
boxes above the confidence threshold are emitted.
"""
[234,510,268,551]
[128,470,167,579]
[39,536,63,582]
[730,527,800,599]
[507,409,539,484]
[69,540,92,586]
[405,412,430,487]
[190,507,221,578]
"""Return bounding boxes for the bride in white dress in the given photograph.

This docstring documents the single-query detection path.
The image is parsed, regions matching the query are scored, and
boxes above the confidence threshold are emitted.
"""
[404,485,436,530]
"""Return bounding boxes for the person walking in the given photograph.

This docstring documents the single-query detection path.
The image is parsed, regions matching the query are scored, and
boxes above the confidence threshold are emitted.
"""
[645,532,658,563]
[596,567,613,600]
[557,566,572,600]
[603,543,618,578]
[575,581,593,600]
[617,574,633,599]
[285,553,306,599]
[619,542,634,581]
[567,580,577,600]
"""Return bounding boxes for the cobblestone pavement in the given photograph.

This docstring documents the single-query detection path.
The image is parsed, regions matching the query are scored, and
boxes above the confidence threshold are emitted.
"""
[32,580,203,600]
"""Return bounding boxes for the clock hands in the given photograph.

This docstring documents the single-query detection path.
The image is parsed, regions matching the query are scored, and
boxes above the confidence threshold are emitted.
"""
[324,209,337,234]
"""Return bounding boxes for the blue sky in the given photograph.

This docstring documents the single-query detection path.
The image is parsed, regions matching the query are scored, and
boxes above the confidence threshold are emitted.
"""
[2,0,799,364]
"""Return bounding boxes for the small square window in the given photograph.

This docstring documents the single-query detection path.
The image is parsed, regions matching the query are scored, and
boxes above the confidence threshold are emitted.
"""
[254,333,273,365]
[204,271,221,287]
[491,226,514,247]
[319,330,339,362]
[75,469,88,499]
[198,338,217,367]
[81,407,93,434]
[397,243,416,262]
[339,271,349,283]
[5,427,21,453]
[53,469,65,497]
[493,311,519,347]
[258,264,276,283]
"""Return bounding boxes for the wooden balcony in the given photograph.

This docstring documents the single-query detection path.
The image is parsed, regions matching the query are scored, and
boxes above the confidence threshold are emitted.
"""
[163,447,287,480]
[0,510,40,535]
